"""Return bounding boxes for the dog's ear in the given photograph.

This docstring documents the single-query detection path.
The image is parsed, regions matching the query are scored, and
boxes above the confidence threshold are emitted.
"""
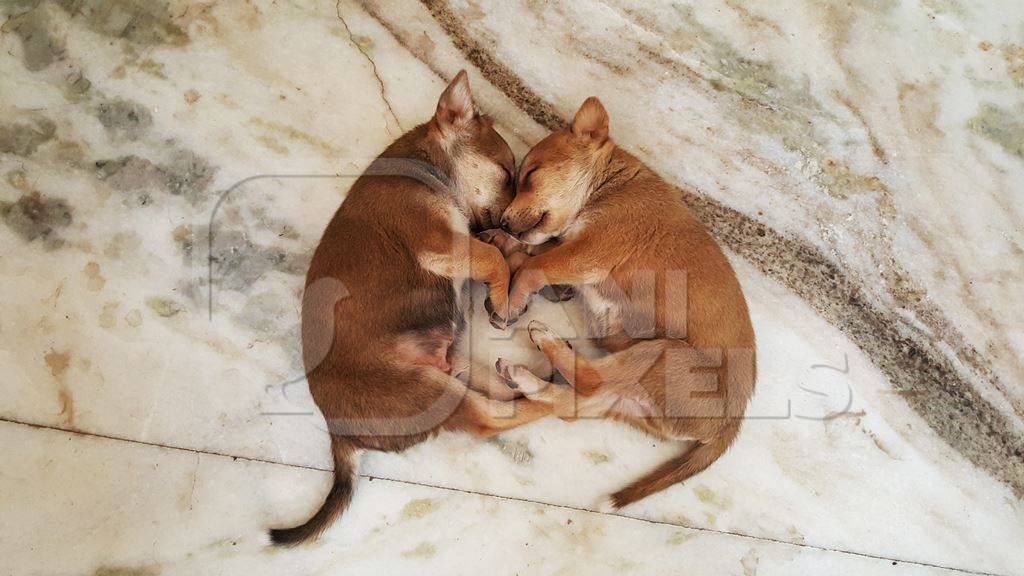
[571,97,609,144]
[435,70,475,127]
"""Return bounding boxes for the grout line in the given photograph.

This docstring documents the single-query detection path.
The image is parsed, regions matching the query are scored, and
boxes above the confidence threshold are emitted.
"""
[0,416,332,472]
[360,473,1005,576]
[0,416,1006,576]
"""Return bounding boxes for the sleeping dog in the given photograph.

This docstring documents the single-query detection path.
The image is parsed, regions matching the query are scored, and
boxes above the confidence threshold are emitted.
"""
[493,97,757,509]
[269,72,553,545]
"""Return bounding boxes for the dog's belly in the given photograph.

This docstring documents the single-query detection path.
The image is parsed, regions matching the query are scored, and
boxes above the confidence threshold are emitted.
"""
[453,283,598,378]
[579,284,623,339]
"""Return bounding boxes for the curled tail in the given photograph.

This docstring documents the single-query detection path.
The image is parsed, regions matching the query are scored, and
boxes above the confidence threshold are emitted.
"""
[608,428,737,509]
[269,437,357,546]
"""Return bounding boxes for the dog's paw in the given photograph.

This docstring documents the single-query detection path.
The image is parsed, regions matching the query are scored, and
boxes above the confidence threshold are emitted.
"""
[488,312,506,329]
[478,228,523,257]
[495,358,517,388]
[477,228,502,243]
[484,297,507,329]
[539,284,575,302]
[527,320,560,347]
[495,358,546,395]
[504,301,528,327]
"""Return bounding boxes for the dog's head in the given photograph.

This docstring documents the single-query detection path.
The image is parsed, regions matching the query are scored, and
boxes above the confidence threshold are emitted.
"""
[500,97,613,245]
[428,71,514,231]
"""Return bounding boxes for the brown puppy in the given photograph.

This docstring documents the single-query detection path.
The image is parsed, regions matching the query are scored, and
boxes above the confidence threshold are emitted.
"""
[269,72,552,545]
[494,97,756,509]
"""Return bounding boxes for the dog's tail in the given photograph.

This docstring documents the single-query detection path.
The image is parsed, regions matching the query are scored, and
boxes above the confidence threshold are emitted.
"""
[607,427,738,509]
[269,436,357,546]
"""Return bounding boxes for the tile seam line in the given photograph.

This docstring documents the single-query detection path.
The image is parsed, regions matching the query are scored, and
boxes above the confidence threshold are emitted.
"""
[0,416,1007,576]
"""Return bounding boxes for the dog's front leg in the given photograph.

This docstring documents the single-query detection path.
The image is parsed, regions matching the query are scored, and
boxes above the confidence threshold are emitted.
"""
[419,234,510,326]
[505,242,608,325]
[478,229,543,276]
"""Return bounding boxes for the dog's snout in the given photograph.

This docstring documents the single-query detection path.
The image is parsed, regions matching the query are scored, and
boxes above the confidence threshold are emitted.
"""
[500,210,547,240]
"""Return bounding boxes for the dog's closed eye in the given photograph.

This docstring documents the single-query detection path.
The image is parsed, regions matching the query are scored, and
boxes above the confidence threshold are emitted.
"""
[521,166,538,187]
[525,210,548,234]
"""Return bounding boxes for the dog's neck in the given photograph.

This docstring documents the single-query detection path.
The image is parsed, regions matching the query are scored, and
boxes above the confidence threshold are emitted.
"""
[373,123,470,218]
[587,145,641,202]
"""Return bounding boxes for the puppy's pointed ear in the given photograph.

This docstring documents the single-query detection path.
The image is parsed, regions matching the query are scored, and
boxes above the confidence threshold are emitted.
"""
[571,97,609,144]
[435,70,475,127]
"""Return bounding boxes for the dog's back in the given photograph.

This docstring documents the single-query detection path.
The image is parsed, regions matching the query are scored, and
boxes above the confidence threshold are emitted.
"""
[305,170,457,373]
[270,71,550,546]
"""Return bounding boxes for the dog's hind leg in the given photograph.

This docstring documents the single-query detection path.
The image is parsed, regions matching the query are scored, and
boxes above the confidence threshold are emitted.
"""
[453,356,524,401]
[523,320,670,420]
[494,358,579,418]
[441,383,552,437]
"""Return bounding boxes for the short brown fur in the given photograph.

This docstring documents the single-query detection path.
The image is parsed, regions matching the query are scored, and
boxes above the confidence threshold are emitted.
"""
[269,72,552,545]
[494,97,757,509]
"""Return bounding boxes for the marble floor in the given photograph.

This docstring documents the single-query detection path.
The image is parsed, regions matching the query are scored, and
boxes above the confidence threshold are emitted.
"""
[1,0,1023,574]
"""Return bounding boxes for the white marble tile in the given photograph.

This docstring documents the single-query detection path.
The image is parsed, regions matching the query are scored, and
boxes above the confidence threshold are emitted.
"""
[2,1,1023,574]
[0,0,409,462]
[0,421,984,576]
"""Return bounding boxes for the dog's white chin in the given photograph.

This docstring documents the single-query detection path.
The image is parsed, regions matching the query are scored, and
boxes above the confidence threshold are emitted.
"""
[519,230,553,246]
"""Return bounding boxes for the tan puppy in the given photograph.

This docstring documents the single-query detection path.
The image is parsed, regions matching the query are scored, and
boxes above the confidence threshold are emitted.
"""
[269,72,552,545]
[494,97,756,509]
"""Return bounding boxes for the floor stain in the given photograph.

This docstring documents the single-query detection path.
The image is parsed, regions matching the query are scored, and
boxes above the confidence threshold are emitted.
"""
[968,103,1024,159]
[99,301,120,328]
[95,97,152,141]
[693,484,732,510]
[146,297,182,318]
[247,117,340,156]
[401,498,437,519]
[95,150,215,205]
[125,308,143,327]
[0,191,74,248]
[44,349,74,425]
[4,3,66,71]
[1000,43,1024,87]
[44,349,70,381]
[207,227,308,291]
[666,531,695,545]
[488,436,533,465]
[0,116,57,156]
[57,0,188,47]
[115,45,168,80]
[84,261,106,291]
[104,231,141,258]
[400,542,437,558]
